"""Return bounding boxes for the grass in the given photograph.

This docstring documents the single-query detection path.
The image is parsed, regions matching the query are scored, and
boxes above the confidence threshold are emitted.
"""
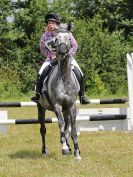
[0,104,133,177]
[0,91,128,102]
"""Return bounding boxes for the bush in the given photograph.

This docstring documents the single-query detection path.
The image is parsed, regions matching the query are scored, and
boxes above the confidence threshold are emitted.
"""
[74,17,129,95]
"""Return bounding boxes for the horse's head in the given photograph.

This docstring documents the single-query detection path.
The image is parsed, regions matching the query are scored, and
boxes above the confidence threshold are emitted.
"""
[55,23,71,58]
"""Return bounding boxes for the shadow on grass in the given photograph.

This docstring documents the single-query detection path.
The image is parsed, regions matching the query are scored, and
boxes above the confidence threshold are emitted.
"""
[8,149,41,159]
[8,149,59,160]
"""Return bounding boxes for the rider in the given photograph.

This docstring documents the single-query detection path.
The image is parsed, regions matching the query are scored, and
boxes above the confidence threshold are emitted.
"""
[31,12,89,104]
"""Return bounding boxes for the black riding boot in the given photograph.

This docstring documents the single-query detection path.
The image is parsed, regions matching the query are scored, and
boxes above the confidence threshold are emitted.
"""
[79,78,90,104]
[31,74,43,103]
[73,67,90,104]
[31,65,51,103]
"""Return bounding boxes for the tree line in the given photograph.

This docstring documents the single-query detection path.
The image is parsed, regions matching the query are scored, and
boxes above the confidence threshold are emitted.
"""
[0,0,133,98]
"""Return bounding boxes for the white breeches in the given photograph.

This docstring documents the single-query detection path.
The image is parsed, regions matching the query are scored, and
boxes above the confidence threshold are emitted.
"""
[71,58,83,76]
[39,58,83,76]
[39,60,51,75]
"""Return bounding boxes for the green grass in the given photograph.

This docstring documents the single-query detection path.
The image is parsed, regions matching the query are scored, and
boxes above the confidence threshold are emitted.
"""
[0,106,133,177]
[0,91,128,102]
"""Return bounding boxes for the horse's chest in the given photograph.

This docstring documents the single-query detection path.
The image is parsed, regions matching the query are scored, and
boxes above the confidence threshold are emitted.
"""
[52,81,76,101]
[48,69,78,104]
[57,81,76,95]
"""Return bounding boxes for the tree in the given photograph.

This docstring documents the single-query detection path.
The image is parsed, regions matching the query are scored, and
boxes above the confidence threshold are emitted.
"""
[73,0,133,37]
[0,0,132,97]
[74,17,130,95]
[0,0,49,93]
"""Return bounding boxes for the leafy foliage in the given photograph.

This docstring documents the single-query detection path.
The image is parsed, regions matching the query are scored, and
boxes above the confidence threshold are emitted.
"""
[0,0,133,98]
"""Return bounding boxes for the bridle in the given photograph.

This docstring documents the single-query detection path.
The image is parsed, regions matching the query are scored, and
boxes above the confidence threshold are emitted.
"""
[45,24,71,59]
[55,29,71,57]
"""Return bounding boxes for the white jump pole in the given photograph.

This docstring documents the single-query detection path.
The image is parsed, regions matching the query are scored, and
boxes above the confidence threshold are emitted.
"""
[0,99,128,107]
[127,53,133,131]
[0,115,126,125]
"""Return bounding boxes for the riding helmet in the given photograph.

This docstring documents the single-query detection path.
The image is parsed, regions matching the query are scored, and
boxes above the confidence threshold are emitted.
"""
[45,13,60,24]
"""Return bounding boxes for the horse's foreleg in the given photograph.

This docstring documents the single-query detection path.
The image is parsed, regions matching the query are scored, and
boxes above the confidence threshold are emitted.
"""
[70,105,81,160]
[63,111,72,154]
[54,105,70,155]
[37,104,47,158]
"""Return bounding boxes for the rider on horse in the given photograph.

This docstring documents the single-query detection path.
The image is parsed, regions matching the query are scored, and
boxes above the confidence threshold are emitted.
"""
[31,13,89,104]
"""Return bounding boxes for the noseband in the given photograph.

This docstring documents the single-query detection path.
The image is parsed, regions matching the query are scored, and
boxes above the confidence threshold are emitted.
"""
[57,43,69,55]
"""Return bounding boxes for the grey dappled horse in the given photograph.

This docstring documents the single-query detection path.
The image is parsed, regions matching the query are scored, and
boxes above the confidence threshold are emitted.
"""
[37,24,81,160]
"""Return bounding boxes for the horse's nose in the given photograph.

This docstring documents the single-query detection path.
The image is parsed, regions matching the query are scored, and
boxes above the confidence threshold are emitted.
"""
[58,43,68,54]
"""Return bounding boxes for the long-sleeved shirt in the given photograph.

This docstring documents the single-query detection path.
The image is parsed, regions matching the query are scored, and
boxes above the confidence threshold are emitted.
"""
[40,31,78,60]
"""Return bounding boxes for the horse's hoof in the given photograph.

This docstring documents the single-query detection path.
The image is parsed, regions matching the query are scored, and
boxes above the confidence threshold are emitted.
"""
[74,150,81,160]
[42,149,47,158]
[62,148,72,155]
[76,155,82,160]
[42,152,47,158]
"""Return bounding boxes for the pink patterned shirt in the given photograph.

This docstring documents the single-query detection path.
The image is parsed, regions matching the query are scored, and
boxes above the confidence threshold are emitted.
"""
[40,31,78,60]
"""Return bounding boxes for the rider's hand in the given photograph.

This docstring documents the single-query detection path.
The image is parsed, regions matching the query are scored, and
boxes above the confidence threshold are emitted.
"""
[51,53,56,60]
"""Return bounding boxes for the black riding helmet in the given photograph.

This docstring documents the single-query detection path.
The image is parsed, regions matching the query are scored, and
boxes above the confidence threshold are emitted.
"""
[45,13,60,24]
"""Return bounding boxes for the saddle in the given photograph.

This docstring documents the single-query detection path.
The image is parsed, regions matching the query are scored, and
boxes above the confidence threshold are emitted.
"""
[42,61,58,92]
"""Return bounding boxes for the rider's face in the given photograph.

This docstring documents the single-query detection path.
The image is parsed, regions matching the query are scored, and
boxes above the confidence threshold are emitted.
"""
[47,21,57,31]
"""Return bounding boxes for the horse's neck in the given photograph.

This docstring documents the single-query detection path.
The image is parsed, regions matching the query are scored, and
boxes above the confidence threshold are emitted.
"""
[58,55,72,82]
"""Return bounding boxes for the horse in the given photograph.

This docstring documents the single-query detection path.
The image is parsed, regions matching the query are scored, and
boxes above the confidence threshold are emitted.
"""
[37,24,81,160]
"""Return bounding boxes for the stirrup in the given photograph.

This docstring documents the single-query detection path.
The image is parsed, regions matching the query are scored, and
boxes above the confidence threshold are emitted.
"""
[31,93,40,103]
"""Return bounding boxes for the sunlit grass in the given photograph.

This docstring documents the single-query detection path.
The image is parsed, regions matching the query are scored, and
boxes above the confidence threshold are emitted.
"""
[0,103,133,177]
